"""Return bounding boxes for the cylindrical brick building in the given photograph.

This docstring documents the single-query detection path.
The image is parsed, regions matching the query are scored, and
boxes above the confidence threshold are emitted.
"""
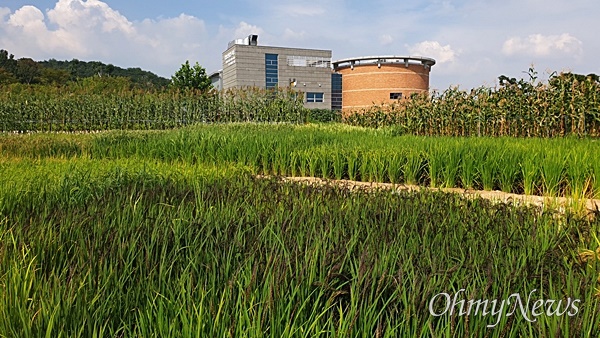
[332,56,435,111]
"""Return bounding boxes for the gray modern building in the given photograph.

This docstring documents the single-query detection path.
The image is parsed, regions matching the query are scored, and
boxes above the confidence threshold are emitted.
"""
[209,69,223,91]
[217,35,336,110]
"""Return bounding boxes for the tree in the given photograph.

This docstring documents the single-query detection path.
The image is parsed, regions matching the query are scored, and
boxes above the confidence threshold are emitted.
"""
[0,67,18,85]
[0,50,17,74]
[171,60,212,91]
[40,67,71,85]
[15,58,41,84]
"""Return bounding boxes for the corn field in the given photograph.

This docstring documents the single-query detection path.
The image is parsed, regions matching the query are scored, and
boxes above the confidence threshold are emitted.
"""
[0,85,307,132]
[344,71,600,137]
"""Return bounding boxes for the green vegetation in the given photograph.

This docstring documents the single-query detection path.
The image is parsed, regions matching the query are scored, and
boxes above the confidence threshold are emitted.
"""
[345,69,600,137]
[1,129,599,336]
[2,61,600,336]
[3,124,596,199]
[0,85,307,132]
[1,49,170,88]
[170,60,212,92]
[308,109,342,123]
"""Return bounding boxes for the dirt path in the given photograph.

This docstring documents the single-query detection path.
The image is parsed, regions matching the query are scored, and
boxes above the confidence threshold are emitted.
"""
[270,176,600,218]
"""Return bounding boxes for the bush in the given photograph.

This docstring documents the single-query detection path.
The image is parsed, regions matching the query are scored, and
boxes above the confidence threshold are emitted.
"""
[308,108,341,123]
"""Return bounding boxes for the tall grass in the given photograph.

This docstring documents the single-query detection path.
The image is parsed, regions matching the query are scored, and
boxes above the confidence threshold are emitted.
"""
[3,124,600,199]
[0,156,599,337]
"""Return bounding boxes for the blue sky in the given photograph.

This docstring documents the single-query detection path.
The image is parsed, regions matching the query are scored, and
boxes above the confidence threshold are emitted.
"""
[1,0,597,90]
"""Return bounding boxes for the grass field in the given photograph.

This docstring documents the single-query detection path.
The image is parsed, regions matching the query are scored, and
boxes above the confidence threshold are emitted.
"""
[3,124,600,198]
[1,124,600,337]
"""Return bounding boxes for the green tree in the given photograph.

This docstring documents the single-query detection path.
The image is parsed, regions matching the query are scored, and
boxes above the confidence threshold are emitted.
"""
[15,58,41,84]
[0,50,17,74]
[0,67,18,85]
[171,60,212,91]
[40,67,71,85]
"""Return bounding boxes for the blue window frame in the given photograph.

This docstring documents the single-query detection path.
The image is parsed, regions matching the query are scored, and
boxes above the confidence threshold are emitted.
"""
[306,92,324,103]
[265,54,278,89]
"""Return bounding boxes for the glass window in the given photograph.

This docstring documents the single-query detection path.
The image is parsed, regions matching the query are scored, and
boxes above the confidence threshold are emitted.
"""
[265,54,278,89]
[331,73,342,110]
[390,92,403,100]
[306,92,324,103]
[286,55,331,68]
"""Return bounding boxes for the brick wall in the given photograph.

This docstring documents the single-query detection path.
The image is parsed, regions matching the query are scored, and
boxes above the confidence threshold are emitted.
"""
[337,63,430,110]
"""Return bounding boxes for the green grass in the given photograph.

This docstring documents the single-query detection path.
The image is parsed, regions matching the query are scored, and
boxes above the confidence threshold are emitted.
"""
[0,155,599,337]
[4,123,598,198]
[2,126,600,337]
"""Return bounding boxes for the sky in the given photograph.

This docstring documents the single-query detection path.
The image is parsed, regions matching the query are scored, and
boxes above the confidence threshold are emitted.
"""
[0,0,597,90]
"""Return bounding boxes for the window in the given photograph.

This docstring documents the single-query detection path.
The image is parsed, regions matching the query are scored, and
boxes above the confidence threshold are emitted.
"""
[306,92,324,103]
[286,55,331,68]
[331,73,342,110]
[390,92,403,100]
[265,54,278,89]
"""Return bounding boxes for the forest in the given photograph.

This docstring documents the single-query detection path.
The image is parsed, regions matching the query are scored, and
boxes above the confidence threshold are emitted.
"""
[0,49,170,89]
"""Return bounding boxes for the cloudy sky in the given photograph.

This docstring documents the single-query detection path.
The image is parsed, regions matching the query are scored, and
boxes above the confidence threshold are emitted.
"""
[0,0,597,90]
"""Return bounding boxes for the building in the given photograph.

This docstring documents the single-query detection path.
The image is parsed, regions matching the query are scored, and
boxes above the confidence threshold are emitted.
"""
[209,69,223,91]
[219,35,335,110]
[332,56,436,111]
[210,35,436,112]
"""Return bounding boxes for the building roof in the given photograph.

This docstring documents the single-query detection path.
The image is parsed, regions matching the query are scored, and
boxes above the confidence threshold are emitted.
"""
[333,55,436,70]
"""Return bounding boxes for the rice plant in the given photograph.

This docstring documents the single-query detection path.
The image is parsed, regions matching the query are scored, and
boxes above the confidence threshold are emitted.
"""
[497,148,521,193]
[522,154,540,196]
[566,150,591,199]
[459,148,476,189]
[1,127,600,337]
[475,146,496,191]
[387,151,403,184]
[403,150,423,186]
[2,124,599,199]
[541,151,567,196]
[346,150,360,182]
[332,149,346,180]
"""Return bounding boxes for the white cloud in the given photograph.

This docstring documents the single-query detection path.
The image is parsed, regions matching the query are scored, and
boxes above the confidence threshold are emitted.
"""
[407,41,457,64]
[0,0,216,77]
[7,6,44,28]
[379,34,393,46]
[276,4,326,17]
[502,33,583,58]
[0,7,10,19]
[283,28,306,41]
[1,0,597,90]
[234,21,264,40]
[4,5,86,56]
[47,0,134,35]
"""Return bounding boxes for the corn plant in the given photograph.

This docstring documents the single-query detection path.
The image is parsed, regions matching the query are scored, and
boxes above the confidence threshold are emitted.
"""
[343,70,600,138]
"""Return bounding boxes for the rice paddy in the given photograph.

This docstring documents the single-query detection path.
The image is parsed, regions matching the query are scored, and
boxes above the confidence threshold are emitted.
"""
[1,124,600,337]
[4,124,599,199]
